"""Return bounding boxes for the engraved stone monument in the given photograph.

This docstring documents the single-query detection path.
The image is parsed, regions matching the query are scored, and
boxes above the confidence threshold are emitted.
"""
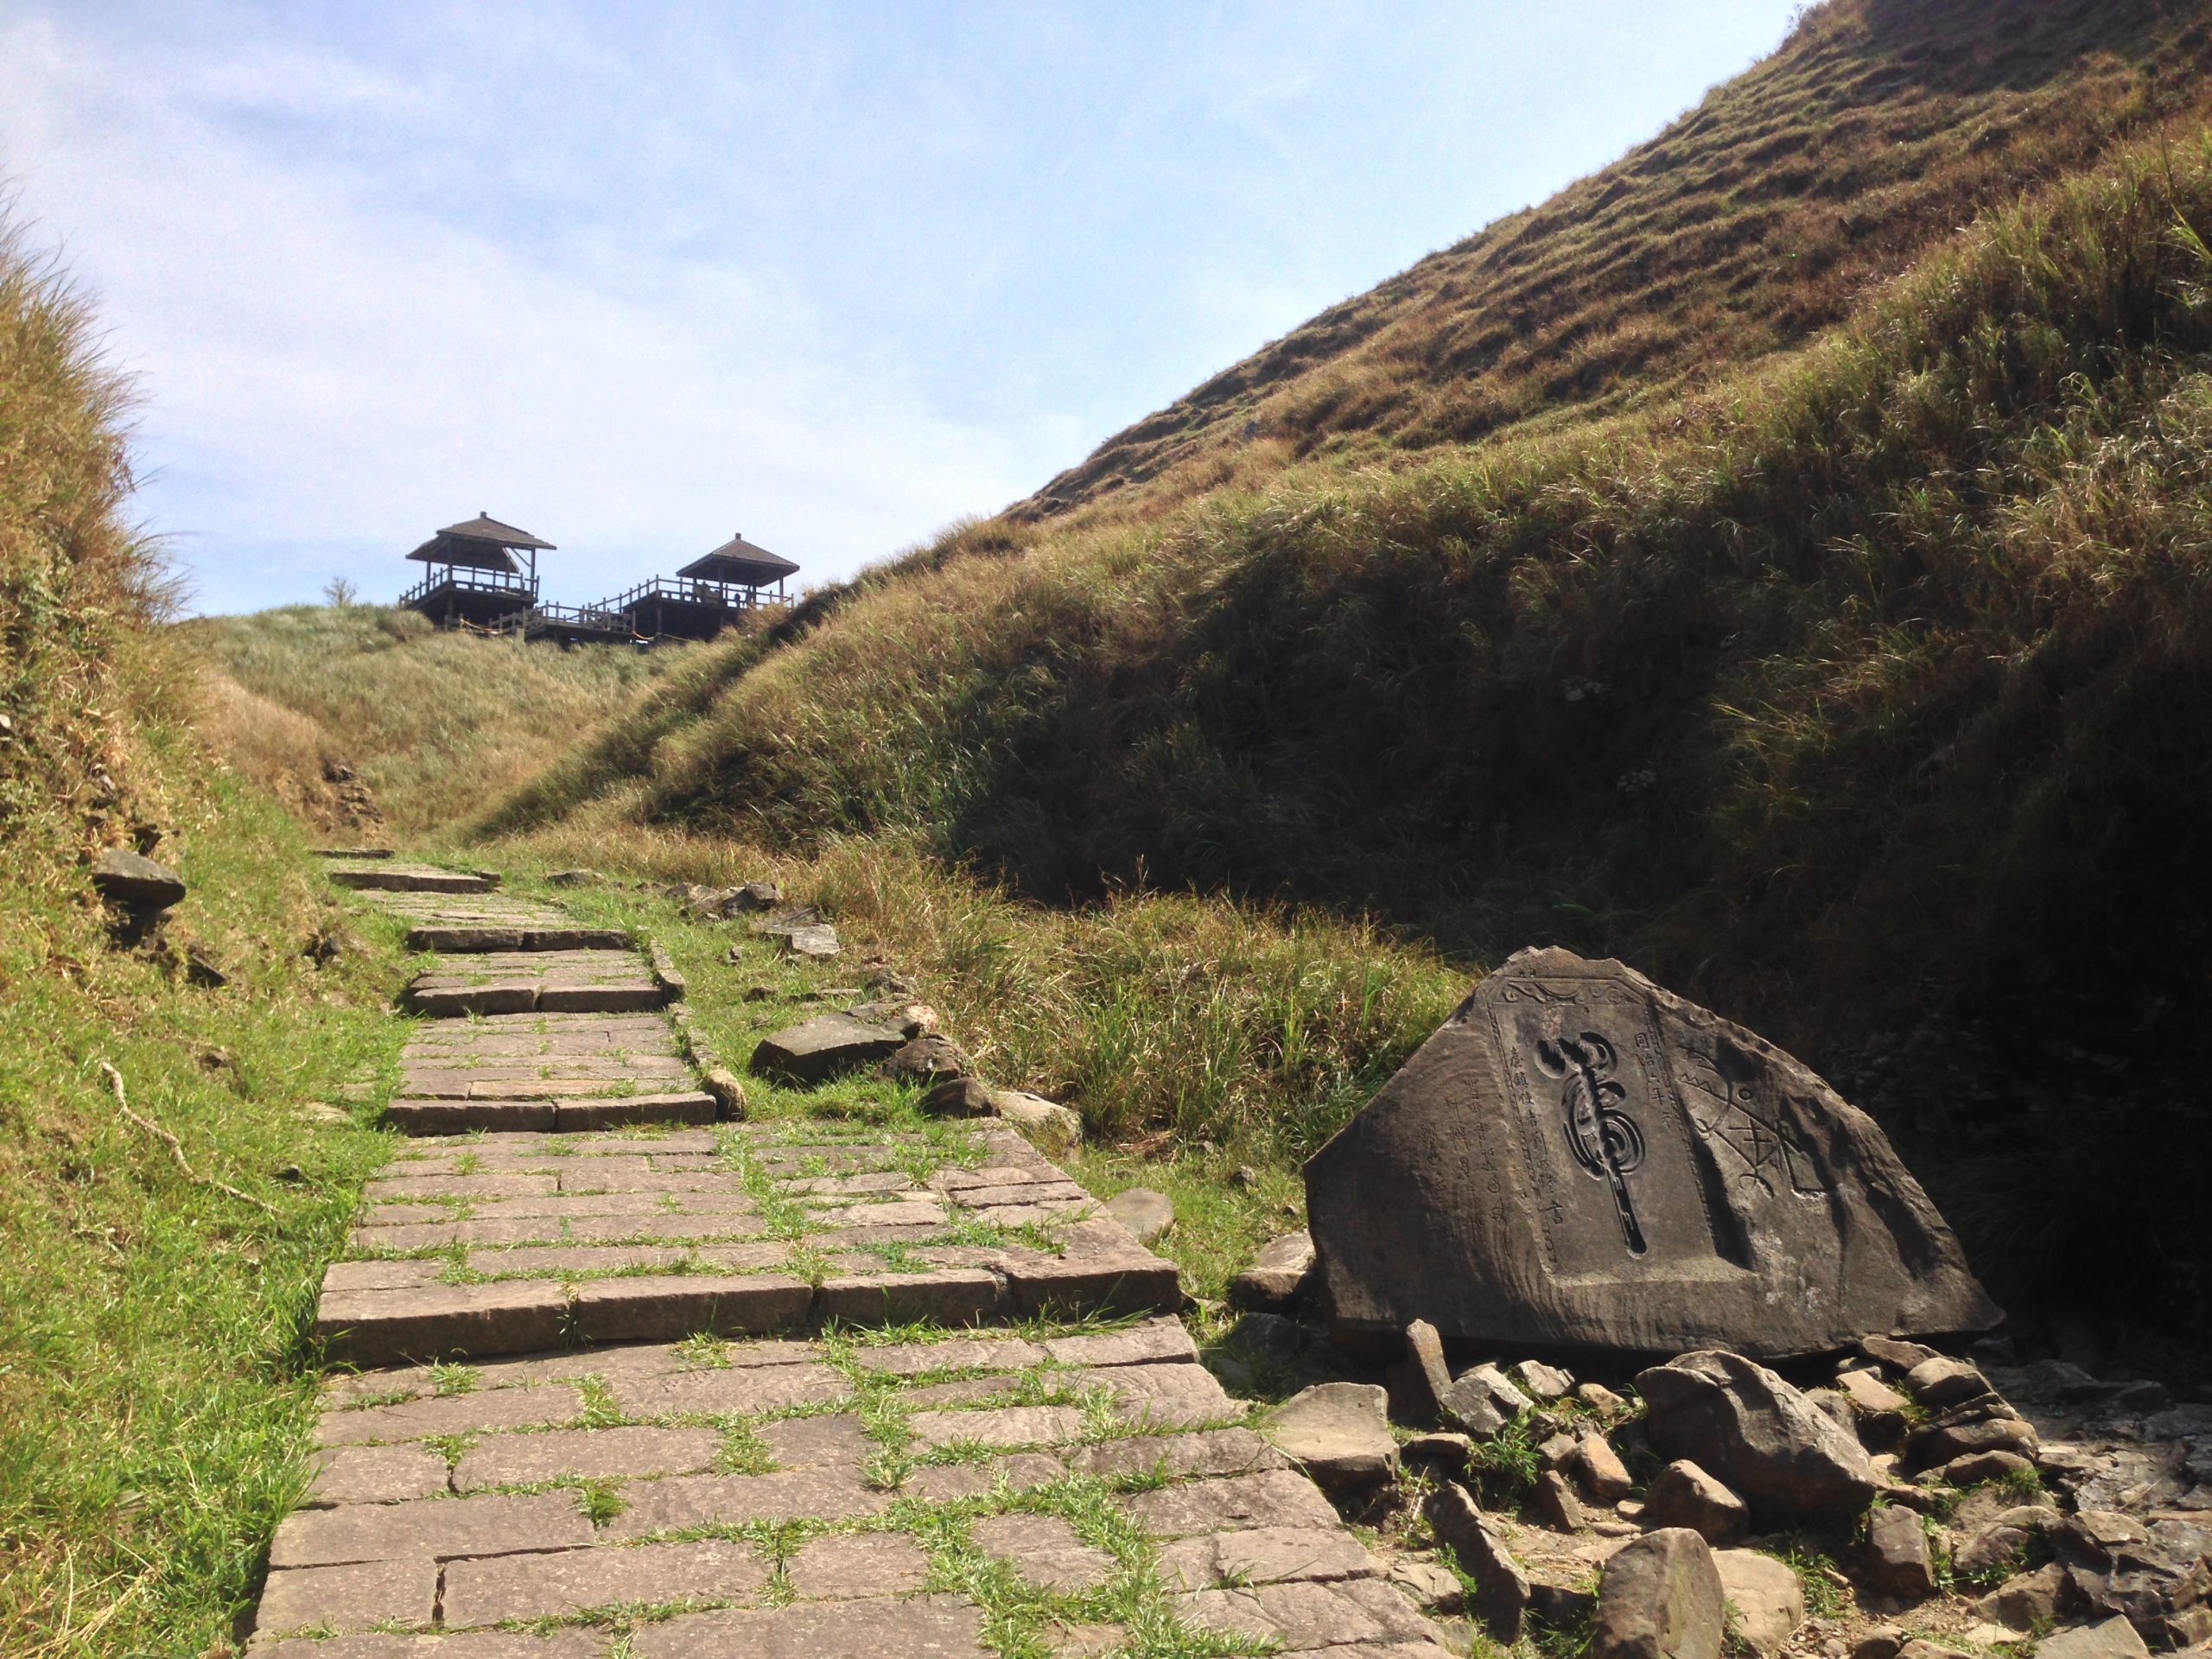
[1305,947,2000,1359]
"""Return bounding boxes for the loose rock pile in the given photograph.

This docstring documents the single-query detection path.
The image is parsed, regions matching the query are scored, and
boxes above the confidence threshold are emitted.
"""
[1243,1316,2212,1659]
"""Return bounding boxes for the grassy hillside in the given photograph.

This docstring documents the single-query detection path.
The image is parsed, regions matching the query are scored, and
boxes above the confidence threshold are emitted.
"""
[0,221,412,1654]
[185,606,685,838]
[1018,0,2212,521]
[468,121,2212,1354]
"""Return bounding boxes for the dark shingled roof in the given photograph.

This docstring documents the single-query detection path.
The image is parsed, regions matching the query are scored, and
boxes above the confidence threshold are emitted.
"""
[677,532,799,586]
[406,512,556,571]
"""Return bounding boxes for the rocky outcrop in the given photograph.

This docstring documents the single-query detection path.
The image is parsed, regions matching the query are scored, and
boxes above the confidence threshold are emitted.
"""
[1304,947,1999,1359]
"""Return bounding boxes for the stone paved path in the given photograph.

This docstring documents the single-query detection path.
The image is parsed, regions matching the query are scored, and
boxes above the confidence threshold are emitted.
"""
[250,864,1453,1656]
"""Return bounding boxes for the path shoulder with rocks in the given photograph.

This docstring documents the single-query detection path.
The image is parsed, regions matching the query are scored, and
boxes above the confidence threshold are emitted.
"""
[251,861,1456,1657]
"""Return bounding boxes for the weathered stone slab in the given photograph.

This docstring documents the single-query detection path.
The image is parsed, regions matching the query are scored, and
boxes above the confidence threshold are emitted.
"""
[306,1443,453,1505]
[251,1559,438,1638]
[1121,1469,1344,1536]
[603,1467,889,1536]
[1305,947,2000,1359]
[1158,1525,1378,1591]
[330,861,498,893]
[970,1513,1116,1592]
[785,1532,932,1599]
[269,1490,592,1567]
[443,1538,771,1626]
[1173,1576,1441,1651]
[632,1595,989,1659]
[315,1282,569,1368]
[454,1426,721,1490]
[816,1267,1006,1325]
[748,1014,906,1084]
[570,1274,816,1343]
[1001,1246,1182,1319]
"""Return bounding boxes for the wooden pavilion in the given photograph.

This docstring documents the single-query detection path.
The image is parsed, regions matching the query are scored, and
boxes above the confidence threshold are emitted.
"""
[598,531,800,641]
[399,512,552,627]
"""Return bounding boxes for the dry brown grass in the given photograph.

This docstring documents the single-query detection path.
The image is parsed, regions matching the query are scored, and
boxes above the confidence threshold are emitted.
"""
[485,823,1465,1159]
[1019,0,2212,525]
[184,606,687,837]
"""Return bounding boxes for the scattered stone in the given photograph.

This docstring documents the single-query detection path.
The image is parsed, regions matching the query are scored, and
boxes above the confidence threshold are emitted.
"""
[724,881,783,912]
[92,846,187,912]
[1441,1363,1532,1439]
[1304,948,2000,1359]
[1261,1382,1398,1496]
[1389,1559,1466,1615]
[1576,1432,1637,1502]
[1230,1230,1316,1313]
[1905,1357,1993,1408]
[1907,1411,2038,1473]
[1229,1312,1305,1360]
[1540,1432,1581,1471]
[546,868,601,887]
[1513,1360,1576,1402]
[1637,1350,1880,1523]
[2037,1618,2152,1659]
[1103,1188,1174,1244]
[183,943,228,988]
[1232,1164,1262,1190]
[1713,1548,1805,1658]
[1955,1507,2058,1580]
[1863,1504,1937,1602]
[1645,1460,1749,1545]
[1979,1563,2069,1631]
[1404,1319,1455,1422]
[748,1013,906,1085]
[1589,1528,1727,1659]
[1535,1469,1587,1531]
[1426,1481,1529,1641]
[1860,1337,1942,1375]
[878,1035,971,1085]
[1853,1626,1907,1659]
[1837,1369,1910,1415]
[1580,1382,1630,1418]
[1403,1432,1474,1472]
[783,924,842,958]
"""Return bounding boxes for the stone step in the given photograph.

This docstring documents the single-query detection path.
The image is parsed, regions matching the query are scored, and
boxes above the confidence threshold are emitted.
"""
[407,924,633,953]
[315,1123,1181,1366]
[383,1090,720,1135]
[247,1322,1452,1656]
[402,950,666,1016]
[328,861,500,894]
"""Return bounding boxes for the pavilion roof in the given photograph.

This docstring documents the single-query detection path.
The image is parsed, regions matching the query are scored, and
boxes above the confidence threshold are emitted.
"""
[677,532,799,587]
[406,512,556,572]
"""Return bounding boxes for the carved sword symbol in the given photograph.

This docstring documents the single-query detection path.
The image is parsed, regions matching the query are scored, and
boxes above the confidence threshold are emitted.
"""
[1536,1031,1649,1256]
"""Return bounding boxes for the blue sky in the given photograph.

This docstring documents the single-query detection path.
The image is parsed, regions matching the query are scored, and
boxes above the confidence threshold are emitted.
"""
[1,2,1803,615]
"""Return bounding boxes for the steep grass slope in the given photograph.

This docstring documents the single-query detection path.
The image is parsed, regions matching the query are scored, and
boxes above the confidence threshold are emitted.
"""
[1020,0,2212,519]
[478,122,2212,1348]
[0,222,409,1654]
[186,605,684,837]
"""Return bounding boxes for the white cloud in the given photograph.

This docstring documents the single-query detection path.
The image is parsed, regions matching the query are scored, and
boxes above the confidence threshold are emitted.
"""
[0,10,1042,613]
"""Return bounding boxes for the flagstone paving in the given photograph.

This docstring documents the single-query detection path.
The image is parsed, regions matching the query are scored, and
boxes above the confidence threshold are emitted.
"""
[254,861,1452,1656]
